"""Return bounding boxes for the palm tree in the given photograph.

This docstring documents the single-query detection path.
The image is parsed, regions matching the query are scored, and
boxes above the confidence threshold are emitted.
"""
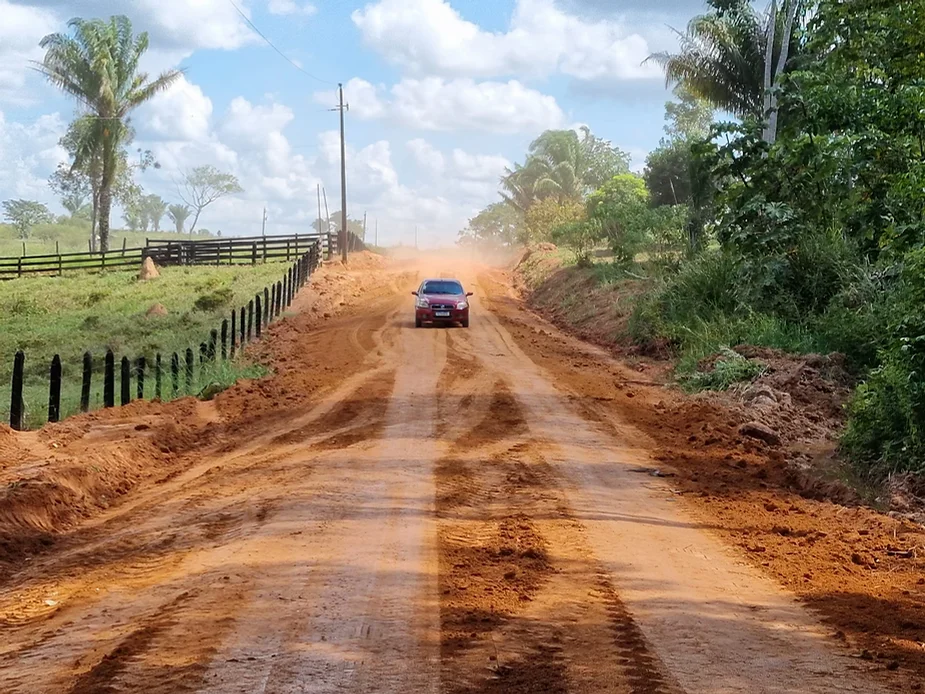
[646,0,805,137]
[500,128,629,211]
[145,194,168,232]
[36,16,181,251]
[167,204,191,234]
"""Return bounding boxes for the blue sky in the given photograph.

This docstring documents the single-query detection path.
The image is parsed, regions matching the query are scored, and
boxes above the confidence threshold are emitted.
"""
[0,0,708,246]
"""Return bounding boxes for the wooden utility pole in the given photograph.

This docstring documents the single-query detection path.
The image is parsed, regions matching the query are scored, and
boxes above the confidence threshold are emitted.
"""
[338,83,348,264]
[261,207,267,237]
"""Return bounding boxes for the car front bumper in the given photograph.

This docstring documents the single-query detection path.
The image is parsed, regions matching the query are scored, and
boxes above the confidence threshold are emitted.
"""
[416,307,469,323]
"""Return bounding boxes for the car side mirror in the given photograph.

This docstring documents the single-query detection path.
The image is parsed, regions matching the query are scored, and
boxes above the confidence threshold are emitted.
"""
[412,291,418,296]
[466,292,473,297]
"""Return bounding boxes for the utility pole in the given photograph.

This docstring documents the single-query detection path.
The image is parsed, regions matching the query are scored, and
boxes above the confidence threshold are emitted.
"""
[337,83,348,264]
[261,206,267,237]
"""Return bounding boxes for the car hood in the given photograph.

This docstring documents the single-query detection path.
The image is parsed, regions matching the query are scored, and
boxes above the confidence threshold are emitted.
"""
[420,294,464,303]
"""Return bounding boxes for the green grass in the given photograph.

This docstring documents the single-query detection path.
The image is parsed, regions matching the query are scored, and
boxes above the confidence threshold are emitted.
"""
[1,262,293,428]
[0,222,218,258]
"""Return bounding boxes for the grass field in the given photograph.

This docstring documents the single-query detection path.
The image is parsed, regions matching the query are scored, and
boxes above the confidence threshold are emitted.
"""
[0,222,217,259]
[1,262,293,428]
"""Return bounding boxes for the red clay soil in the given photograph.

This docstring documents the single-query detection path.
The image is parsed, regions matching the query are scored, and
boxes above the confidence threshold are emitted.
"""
[487,266,925,690]
[0,255,409,581]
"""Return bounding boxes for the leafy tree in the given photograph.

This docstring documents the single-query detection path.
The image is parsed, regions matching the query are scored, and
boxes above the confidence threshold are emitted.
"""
[177,165,243,234]
[60,191,88,219]
[524,198,585,243]
[37,15,181,252]
[587,175,652,264]
[167,204,190,234]
[457,202,523,248]
[2,200,53,239]
[551,220,601,267]
[664,85,714,141]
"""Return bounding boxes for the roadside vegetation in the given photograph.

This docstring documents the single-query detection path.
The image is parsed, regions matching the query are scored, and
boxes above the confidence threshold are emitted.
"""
[0,264,290,428]
[459,0,924,482]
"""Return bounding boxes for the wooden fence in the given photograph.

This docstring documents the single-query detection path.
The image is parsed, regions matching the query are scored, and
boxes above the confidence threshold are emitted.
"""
[0,232,340,279]
[6,241,321,431]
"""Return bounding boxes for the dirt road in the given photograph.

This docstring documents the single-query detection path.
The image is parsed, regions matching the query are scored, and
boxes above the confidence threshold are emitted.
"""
[0,258,909,692]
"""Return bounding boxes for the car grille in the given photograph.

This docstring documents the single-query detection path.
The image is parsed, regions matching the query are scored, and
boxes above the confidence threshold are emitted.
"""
[429,303,454,310]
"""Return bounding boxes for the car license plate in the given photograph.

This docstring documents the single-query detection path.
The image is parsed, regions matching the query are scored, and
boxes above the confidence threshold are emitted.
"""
[434,311,451,317]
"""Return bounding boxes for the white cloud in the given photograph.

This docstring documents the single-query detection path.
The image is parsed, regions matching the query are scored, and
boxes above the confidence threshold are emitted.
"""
[0,109,67,203]
[407,139,445,174]
[0,1,59,105]
[137,75,214,142]
[317,77,565,135]
[268,0,317,16]
[352,0,661,83]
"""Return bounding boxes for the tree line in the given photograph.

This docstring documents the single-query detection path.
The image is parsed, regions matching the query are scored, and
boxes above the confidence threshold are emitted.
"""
[461,0,925,479]
[2,16,243,250]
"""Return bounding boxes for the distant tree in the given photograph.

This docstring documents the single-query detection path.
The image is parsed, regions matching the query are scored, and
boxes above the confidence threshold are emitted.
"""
[320,212,365,238]
[167,204,191,234]
[177,165,243,234]
[144,194,168,232]
[457,202,523,248]
[37,15,181,251]
[2,199,53,239]
[61,191,88,219]
[663,85,714,141]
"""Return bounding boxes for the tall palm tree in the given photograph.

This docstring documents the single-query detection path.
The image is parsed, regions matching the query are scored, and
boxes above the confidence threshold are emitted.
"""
[36,16,181,251]
[646,0,805,135]
[167,204,191,235]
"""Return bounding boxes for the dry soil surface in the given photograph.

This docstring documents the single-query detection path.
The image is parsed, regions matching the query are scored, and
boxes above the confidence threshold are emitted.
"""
[0,255,920,693]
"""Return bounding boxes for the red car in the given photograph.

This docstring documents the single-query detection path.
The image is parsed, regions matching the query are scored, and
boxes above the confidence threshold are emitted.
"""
[413,278,473,328]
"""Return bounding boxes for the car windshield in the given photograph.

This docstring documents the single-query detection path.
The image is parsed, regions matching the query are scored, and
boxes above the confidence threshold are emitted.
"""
[421,281,463,295]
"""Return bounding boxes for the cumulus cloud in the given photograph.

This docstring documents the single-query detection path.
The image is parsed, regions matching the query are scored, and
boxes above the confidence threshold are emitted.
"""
[0,1,59,105]
[352,0,661,83]
[0,109,67,203]
[267,0,317,16]
[316,77,565,134]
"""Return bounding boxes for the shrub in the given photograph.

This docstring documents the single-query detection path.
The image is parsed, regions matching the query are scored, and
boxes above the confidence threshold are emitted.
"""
[679,347,768,392]
[551,220,601,266]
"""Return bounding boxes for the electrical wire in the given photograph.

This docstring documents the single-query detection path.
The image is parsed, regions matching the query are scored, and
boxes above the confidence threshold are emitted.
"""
[226,0,336,86]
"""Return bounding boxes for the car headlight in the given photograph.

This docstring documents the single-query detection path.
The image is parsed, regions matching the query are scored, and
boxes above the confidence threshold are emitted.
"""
[416,298,430,308]
[456,301,468,310]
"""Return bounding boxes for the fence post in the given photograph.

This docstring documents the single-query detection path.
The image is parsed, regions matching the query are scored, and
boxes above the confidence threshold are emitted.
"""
[264,287,270,325]
[120,357,131,406]
[104,350,115,408]
[199,342,207,365]
[47,355,62,424]
[208,329,218,361]
[239,306,246,346]
[288,267,295,305]
[230,311,237,358]
[295,234,300,259]
[136,357,146,400]
[122,237,127,256]
[255,296,263,337]
[221,320,229,360]
[228,239,233,265]
[262,236,267,262]
[155,354,162,400]
[286,239,291,261]
[251,241,257,266]
[10,351,24,430]
[101,251,106,271]
[276,281,283,317]
[185,348,194,393]
[172,353,180,397]
[247,300,254,341]
[17,256,22,278]
[81,352,92,412]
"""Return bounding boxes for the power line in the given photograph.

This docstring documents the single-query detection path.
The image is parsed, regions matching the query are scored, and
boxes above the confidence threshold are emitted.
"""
[226,0,335,86]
